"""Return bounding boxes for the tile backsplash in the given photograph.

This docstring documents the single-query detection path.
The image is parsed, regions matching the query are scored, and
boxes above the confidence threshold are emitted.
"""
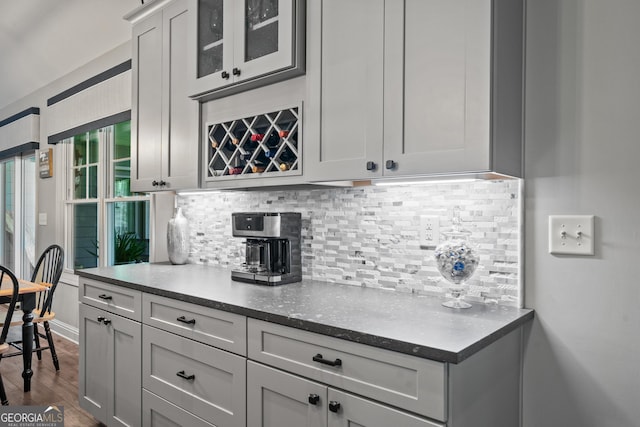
[178,179,522,306]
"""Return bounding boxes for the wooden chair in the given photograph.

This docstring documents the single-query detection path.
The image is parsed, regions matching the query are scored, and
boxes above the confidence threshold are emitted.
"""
[5,245,64,371]
[0,266,20,405]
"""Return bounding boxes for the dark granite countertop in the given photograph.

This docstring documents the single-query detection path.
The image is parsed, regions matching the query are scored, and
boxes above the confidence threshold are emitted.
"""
[76,263,533,364]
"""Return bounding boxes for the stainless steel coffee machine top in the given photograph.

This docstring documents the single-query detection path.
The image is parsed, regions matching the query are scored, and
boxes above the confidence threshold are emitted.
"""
[231,212,302,285]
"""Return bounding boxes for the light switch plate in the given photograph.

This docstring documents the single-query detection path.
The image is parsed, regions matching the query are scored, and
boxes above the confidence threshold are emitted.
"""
[38,213,47,226]
[548,215,594,255]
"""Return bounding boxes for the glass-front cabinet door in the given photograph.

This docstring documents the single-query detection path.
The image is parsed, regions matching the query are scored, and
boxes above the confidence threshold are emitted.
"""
[194,0,234,85]
[189,0,304,99]
[235,0,294,81]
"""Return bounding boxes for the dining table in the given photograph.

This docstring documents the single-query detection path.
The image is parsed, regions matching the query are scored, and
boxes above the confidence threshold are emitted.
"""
[0,277,49,392]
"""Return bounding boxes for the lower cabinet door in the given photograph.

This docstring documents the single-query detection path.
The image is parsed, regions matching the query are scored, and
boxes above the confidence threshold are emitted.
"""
[109,311,143,427]
[79,304,110,424]
[327,389,444,427]
[143,389,217,427]
[79,303,142,427]
[247,361,327,427]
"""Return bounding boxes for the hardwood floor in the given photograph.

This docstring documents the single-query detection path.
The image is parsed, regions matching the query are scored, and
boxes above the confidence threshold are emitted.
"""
[0,328,102,426]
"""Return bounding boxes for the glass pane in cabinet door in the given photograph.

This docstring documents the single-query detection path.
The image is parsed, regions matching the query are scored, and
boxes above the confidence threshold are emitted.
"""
[245,0,279,61]
[198,0,225,78]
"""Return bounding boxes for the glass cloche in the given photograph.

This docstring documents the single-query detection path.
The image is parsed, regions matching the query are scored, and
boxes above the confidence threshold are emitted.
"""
[434,210,479,309]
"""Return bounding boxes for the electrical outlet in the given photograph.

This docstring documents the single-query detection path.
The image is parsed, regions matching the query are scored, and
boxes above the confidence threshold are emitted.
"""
[420,215,440,247]
[548,215,595,255]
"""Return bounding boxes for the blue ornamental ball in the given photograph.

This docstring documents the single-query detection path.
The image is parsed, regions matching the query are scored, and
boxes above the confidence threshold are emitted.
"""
[434,239,479,284]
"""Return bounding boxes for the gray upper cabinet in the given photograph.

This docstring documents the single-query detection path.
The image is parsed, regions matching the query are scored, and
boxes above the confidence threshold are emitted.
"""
[188,0,306,101]
[306,0,524,182]
[305,0,384,182]
[127,0,199,192]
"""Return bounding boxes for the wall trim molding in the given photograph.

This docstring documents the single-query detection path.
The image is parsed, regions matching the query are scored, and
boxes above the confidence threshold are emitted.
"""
[0,107,40,128]
[0,141,39,161]
[49,319,79,344]
[48,110,131,144]
[47,60,132,107]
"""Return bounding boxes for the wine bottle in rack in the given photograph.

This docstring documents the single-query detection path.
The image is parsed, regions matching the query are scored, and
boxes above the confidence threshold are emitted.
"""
[252,164,266,173]
[229,156,245,175]
[280,162,298,171]
[265,131,280,147]
[250,133,265,142]
[264,148,278,158]
[278,149,296,171]
[211,138,236,151]
[224,138,237,151]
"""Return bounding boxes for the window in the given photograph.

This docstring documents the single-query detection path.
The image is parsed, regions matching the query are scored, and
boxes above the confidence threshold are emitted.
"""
[63,121,149,270]
[0,153,36,279]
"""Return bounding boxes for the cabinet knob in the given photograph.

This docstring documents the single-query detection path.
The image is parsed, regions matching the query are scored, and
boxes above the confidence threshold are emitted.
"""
[152,180,159,187]
[102,318,111,325]
[221,70,230,79]
[366,161,377,171]
[328,401,341,413]
[97,316,105,323]
[385,160,397,170]
[159,180,167,187]
[232,67,241,76]
[308,394,320,405]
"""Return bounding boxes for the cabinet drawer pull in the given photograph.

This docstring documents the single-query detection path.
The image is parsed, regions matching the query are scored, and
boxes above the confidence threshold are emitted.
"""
[97,316,105,322]
[366,161,377,171]
[176,316,196,325]
[221,70,230,79]
[329,401,341,413]
[313,353,342,367]
[308,394,320,405]
[152,180,159,187]
[98,294,113,300]
[385,160,397,170]
[176,370,195,381]
[232,67,241,76]
[102,318,111,325]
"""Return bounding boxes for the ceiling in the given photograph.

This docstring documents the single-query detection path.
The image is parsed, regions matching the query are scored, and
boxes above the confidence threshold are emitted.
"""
[0,0,141,112]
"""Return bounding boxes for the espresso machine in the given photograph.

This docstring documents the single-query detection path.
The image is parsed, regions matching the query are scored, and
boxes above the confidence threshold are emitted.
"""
[231,212,302,285]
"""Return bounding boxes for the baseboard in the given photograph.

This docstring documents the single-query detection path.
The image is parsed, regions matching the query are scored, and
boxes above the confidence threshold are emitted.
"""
[49,319,79,344]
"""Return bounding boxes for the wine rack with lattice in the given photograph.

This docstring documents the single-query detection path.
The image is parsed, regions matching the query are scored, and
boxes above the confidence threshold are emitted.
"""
[206,106,300,179]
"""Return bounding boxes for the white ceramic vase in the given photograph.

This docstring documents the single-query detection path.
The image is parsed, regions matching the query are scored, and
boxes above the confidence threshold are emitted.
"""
[167,207,190,265]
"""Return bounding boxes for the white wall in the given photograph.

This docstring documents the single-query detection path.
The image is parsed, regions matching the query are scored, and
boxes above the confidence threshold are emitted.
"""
[524,0,640,425]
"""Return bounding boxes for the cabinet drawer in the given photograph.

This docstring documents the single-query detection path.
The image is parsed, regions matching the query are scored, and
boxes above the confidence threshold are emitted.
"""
[143,293,246,356]
[79,278,142,321]
[143,389,216,427]
[143,325,246,427]
[247,319,447,421]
